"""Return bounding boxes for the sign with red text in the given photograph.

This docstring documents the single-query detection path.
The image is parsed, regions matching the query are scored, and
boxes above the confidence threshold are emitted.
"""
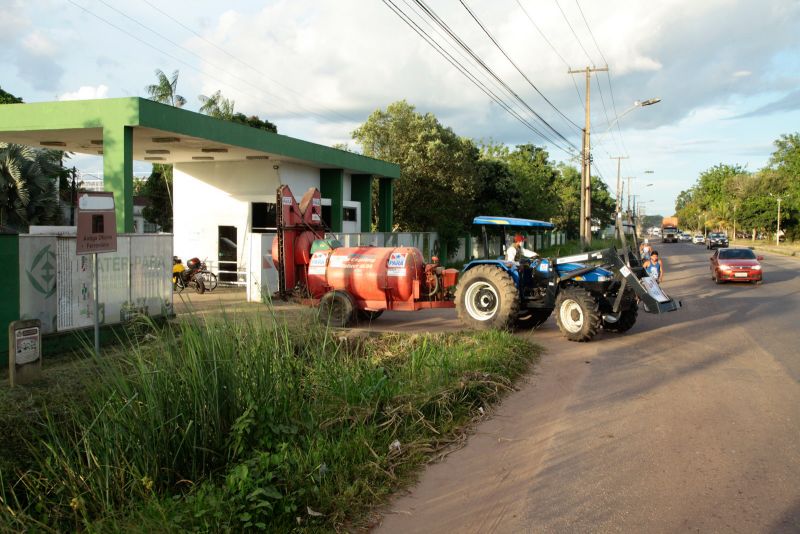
[76,192,117,255]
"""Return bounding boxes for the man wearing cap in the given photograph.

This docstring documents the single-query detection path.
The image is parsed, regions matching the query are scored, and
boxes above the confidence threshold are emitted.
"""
[506,234,538,262]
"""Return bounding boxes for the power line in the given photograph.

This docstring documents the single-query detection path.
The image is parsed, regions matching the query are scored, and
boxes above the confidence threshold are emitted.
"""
[574,0,629,157]
[574,0,607,65]
[399,0,528,118]
[513,0,585,111]
[553,0,594,64]
[138,0,358,123]
[381,0,569,151]
[411,0,579,153]
[459,0,582,133]
[87,0,340,124]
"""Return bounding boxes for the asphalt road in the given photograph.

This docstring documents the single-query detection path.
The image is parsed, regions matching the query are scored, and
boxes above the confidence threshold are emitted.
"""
[376,241,800,533]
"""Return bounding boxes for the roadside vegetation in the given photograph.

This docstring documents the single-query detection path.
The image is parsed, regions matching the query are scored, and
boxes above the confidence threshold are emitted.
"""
[0,311,538,532]
[675,133,800,242]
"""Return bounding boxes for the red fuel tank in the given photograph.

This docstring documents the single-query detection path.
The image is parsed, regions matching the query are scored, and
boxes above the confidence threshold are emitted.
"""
[307,247,425,305]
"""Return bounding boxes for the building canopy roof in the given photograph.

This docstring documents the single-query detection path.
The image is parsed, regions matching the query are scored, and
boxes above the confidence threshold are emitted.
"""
[0,97,399,178]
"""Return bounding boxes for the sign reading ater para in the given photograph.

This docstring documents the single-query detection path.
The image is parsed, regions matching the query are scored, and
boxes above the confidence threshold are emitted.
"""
[76,192,117,255]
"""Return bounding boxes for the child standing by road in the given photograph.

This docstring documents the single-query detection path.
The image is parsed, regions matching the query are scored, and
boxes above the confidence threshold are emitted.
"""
[643,250,664,283]
[639,239,653,261]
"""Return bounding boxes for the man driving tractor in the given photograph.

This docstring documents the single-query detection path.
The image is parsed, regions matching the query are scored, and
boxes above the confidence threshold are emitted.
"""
[506,233,538,262]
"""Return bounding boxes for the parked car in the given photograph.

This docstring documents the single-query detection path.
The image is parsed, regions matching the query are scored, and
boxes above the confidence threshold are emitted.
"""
[693,234,705,244]
[710,248,763,284]
[679,232,692,242]
[706,232,729,249]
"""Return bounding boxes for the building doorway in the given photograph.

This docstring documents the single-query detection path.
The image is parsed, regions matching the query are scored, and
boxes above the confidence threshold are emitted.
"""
[218,225,238,282]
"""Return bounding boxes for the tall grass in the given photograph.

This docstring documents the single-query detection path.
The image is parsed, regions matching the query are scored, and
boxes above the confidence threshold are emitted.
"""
[0,310,537,531]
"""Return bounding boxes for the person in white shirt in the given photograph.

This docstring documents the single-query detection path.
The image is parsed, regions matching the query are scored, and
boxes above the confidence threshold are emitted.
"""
[506,234,538,262]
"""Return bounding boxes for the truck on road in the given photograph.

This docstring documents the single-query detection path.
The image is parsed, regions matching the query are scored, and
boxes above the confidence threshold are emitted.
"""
[661,216,679,243]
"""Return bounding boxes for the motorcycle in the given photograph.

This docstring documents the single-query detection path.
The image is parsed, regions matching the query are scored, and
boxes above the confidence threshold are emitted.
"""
[173,256,206,294]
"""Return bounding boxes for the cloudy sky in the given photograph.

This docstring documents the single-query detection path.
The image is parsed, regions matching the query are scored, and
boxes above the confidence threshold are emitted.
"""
[1,0,799,217]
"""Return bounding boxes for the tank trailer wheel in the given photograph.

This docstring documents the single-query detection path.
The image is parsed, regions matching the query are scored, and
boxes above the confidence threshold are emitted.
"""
[455,265,519,330]
[516,308,553,330]
[357,309,384,323]
[555,287,601,342]
[319,290,356,328]
[603,305,638,333]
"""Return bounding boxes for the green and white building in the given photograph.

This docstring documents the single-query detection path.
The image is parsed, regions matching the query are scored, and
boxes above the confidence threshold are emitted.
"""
[0,97,399,274]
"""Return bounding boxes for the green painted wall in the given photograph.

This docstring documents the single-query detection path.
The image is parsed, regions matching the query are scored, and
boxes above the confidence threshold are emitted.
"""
[0,234,20,367]
[351,174,373,232]
[320,169,344,232]
[378,178,394,232]
[103,125,134,232]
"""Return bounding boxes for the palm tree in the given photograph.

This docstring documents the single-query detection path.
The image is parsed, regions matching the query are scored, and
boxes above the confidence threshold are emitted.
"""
[198,90,235,120]
[146,69,186,108]
[0,143,61,231]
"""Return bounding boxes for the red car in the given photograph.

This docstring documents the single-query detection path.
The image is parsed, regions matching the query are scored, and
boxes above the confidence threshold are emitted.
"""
[710,248,763,284]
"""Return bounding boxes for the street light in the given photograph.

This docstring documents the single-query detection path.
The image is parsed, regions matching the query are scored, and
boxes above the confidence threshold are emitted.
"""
[769,193,784,246]
[602,98,662,134]
[589,97,662,247]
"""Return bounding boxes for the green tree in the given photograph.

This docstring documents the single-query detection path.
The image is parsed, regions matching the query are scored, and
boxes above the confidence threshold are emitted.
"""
[141,164,173,232]
[199,90,235,120]
[146,69,186,107]
[1,88,65,231]
[0,143,61,230]
[481,142,559,221]
[142,70,185,230]
[551,164,581,236]
[198,90,278,133]
[352,101,479,243]
[0,86,23,104]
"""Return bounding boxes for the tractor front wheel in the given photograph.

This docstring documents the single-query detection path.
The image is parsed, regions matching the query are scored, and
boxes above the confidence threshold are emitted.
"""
[603,305,638,333]
[555,287,601,342]
[516,308,552,330]
[319,290,356,328]
[455,266,519,330]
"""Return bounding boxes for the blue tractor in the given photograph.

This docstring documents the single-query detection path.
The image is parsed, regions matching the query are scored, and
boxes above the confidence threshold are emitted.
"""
[454,216,680,341]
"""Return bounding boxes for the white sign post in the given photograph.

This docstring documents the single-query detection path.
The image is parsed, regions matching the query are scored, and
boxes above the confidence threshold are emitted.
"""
[76,192,117,356]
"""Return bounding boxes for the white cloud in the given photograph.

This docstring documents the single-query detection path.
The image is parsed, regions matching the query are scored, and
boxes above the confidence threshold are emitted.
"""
[22,31,58,56]
[58,85,110,101]
[733,70,752,78]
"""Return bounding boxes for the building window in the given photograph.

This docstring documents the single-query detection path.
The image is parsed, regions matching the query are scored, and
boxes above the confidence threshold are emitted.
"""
[321,205,332,229]
[343,207,357,222]
[251,202,276,233]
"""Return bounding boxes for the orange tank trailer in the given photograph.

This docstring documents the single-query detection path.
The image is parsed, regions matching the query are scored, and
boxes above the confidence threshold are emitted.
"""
[272,185,457,316]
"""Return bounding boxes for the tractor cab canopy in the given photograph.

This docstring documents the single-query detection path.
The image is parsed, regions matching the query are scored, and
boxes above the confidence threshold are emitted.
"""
[472,216,555,260]
[472,216,555,229]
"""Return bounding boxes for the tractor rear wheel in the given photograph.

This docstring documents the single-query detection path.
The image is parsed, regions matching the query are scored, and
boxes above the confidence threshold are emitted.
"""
[319,290,356,328]
[516,308,552,330]
[603,305,638,333]
[455,265,519,330]
[555,287,601,342]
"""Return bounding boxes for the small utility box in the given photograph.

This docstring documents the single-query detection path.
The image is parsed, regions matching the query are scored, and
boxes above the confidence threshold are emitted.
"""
[8,319,42,387]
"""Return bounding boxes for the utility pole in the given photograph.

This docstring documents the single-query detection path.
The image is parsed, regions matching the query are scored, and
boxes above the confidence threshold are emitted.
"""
[610,156,628,213]
[569,65,608,247]
[626,176,635,212]
[776,196,783,246]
